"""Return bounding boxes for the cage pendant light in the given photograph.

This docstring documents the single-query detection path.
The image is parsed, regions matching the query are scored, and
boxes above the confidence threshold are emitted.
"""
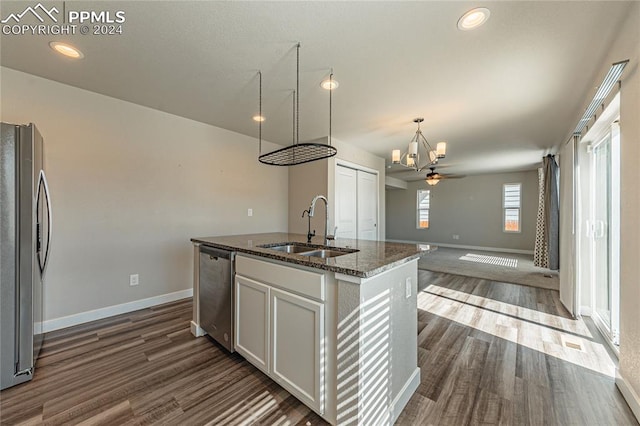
[257,43,337,166]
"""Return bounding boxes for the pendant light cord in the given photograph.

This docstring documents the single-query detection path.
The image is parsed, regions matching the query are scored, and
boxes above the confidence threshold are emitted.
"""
[329,69,333,146]
[292,89,296,163]
[258,70,262,155]
[296,42,300,145]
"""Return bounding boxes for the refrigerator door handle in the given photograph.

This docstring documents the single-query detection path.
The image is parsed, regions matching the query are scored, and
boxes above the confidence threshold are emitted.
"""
[38,170,52,277]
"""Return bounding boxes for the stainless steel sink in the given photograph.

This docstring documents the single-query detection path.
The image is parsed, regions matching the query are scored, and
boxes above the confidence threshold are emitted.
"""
[265,244,312,254]
[299,249,348,259]
[259,243,358,258]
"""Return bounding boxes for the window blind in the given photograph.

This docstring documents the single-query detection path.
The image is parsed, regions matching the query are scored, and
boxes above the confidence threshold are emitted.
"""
[417,190,430,229]
[503,183,521,232]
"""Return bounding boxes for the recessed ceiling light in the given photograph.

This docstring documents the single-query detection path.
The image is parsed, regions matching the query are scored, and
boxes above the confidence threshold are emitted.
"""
[457,7,490,31]
[320,79,339,90]
[49,41,84,59]
[252,115,265,122]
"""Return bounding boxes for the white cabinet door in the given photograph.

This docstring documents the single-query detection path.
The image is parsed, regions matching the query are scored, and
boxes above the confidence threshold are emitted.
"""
[357,170,378,240]
[235,274,270,374]
[335,165,357,239]
[271,287,325,414]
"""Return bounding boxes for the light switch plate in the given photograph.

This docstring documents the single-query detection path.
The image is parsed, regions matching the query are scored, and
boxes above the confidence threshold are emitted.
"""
[130,274,139,286]
[247,208,253,217]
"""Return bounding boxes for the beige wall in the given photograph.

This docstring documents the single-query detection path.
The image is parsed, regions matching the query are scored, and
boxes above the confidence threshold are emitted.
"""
[1,67,288,321]
[386,170,538,252]
[617,3,640,410]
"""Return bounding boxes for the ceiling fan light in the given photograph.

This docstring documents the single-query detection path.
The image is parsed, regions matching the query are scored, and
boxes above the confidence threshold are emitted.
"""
[426,178,439,186]
[436,141,447,158]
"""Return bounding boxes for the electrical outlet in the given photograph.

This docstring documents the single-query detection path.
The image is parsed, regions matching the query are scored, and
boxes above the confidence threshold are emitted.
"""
[452,234,460,240]
[130,274,139,286]
[405,277,411,299]
[247,208,253,217]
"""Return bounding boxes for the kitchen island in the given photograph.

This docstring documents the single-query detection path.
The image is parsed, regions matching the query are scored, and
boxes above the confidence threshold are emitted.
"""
[191,233,434,425]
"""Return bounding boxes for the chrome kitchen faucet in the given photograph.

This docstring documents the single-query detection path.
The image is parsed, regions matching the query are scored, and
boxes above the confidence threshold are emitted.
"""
[308,195,335,246]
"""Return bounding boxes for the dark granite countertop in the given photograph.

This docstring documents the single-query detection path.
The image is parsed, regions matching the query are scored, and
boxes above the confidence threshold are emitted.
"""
[191,233,435,278]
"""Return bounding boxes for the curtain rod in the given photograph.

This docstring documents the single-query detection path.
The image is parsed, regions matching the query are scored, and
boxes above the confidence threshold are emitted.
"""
[561,60,628,148]
[564,79,623,148]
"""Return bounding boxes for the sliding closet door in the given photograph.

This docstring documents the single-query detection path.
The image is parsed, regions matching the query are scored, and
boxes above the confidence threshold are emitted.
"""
[335,165,357,239]
[356,170,378,240]
[334,164,379,241]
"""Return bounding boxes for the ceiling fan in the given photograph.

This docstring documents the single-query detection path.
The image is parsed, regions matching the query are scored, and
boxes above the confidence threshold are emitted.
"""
[425,167,465,186]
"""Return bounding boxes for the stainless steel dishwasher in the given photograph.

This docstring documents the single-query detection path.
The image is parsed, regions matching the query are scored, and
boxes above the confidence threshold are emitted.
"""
[198,246,234,352]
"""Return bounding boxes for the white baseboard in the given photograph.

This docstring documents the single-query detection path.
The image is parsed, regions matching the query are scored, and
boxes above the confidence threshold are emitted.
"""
[190,321,206,337]
[616,372,640,422]
[385,239,534,255]
[390,367,421,424]
[580,305,593,316]
[42,289,193,333]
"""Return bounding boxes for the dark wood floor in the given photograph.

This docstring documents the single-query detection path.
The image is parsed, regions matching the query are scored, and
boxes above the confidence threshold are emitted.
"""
[0,271,636,425]
[397,270,637,426]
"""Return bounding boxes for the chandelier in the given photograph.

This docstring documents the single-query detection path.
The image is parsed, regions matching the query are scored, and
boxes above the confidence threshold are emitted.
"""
[391,118,446,172]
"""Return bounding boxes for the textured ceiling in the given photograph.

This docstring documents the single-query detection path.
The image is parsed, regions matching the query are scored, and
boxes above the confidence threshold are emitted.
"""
[0,1,633,179]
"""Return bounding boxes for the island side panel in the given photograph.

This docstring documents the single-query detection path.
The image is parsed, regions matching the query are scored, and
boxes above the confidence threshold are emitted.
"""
[365,260,419,422]
[190,243,206,337]
[335,259,420,425]
[335,277,363,425]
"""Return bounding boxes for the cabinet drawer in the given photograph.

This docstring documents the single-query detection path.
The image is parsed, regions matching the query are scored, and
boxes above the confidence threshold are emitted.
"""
[236,255,325,301]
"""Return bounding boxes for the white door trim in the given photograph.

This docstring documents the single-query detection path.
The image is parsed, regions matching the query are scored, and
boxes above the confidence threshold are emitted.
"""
[335,158,379,175]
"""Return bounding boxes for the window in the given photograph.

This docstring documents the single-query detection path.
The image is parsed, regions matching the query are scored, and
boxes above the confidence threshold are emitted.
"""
[503,183,521,232]
[417,190,430,229]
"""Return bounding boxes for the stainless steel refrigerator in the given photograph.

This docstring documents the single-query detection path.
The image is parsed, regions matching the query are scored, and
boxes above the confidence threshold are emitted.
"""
[1,123,52,390]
